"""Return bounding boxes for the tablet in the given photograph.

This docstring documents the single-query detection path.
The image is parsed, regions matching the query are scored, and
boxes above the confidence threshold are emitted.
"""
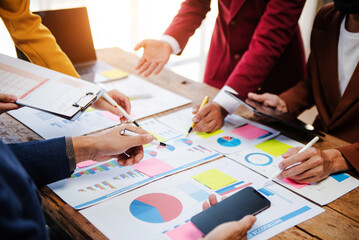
[225,91,325,137]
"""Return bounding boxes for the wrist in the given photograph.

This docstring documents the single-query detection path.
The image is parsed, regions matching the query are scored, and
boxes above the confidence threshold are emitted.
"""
[72,135,98,163]
[324,149,350,173]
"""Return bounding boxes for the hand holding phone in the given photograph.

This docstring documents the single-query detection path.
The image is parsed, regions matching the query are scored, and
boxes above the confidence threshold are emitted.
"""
[191,187,270,235]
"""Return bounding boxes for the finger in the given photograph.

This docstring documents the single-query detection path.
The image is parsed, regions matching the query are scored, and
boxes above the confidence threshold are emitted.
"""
[278,154,321,180]
[134,40,145,51]
[202,200,210,210]
[208,194,218,206]
[237,215,256,231]
[144,62,158,77]
[0,103,20,112]
[0,93,17,103]
[133,146,144,164]
[154,62,165,75]
[199,119,217,133]
[278,147,318,170]
[192,105,200,114]
[282,147,301,159]
[120,124,151,135]
[247,92,266,102]
[137,61,151,75]
[192,105,211,123]
[284,155,323,181]
[135,58,146,70]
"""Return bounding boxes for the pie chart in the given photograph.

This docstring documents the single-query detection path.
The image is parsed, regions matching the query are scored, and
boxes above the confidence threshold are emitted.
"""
[157,144,176,151]
[144,149,158,158]
[129,193,183,223]
[217,136,241,147]
[245,153,273,166]
[174,138,193,146]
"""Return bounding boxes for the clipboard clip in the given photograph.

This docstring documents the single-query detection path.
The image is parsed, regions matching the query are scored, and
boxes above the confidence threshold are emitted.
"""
[72,92,97,111]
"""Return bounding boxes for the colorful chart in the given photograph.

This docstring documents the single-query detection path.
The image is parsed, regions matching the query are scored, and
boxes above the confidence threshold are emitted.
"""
[174,138,193,146]
[157,144,176,151]
[71,160,122,178]
[129,193,183,223]
[217,136,241,147]
[144,149,158,159]
[245,153,273,166]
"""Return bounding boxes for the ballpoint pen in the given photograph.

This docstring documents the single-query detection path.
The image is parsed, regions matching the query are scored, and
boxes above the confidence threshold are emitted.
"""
[185,96,209,137]
[262,136,320,186]
[120,128,171,147]
[102,92,141,128]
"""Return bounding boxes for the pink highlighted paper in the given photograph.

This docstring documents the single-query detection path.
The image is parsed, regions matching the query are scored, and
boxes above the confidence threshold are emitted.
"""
[231,124,269,140]
[281,178,309,189]
[166,221,203,240]
[76,160,98,168]
[133,157,174,177]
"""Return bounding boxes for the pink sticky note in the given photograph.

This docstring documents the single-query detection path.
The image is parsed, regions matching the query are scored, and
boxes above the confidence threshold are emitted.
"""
[166,221,203,240]
[231,124,269,140]
[133,157,174,177]
[101,111,120,121]
[77,160,98,168]
[281,178,309,189]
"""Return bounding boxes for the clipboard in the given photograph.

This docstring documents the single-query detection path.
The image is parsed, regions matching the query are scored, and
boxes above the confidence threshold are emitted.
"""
[0,53,105,121]
[225,90,325,137]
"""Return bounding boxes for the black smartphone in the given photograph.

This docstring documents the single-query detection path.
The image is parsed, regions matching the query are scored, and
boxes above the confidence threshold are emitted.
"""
[191,187,270,235]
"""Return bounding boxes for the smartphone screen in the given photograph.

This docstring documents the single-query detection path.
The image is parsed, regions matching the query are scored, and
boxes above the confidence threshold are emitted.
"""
[191,187,270,235]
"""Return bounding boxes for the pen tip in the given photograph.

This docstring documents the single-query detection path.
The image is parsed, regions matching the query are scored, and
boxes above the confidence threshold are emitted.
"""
[186,127,193,137]
[133,121,141,128]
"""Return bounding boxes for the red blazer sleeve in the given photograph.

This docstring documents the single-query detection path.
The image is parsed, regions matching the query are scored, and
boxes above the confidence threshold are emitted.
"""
[226,0,305,96]
[337,143,359,172]
[164,0,211,54]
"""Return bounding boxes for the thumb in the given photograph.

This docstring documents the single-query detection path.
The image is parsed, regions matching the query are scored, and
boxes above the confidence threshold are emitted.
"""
[237,215,256,231]
[134,40,145,51]
[192,104,200,114]
[0,93,17,103]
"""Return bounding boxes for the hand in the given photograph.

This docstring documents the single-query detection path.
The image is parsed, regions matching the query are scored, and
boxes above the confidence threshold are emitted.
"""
[202,194,256,240]
[134,39,172,77]
[0,93,21,114]
[278,147,350,183]
[92,89,131,123]
[72,124,154,166]
[247,92,288,114]
[192,102,228,133]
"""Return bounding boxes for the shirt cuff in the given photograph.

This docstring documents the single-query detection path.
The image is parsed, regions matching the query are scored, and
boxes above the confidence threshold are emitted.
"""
[161,35,181,55]
[65,137,76,172]
[213,86,241,114]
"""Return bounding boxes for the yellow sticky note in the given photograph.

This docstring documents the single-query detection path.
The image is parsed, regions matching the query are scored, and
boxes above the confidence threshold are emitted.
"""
[101,69,128,80]
[192,169,236,190]
[255,139,293,157]
[148,131,166,143]
[85,107,95,112]
[195,129,224,139]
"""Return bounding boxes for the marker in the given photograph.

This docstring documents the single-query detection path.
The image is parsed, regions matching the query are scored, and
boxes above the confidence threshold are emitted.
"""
[262,136,320,186]
[120,128,171,147]
[186,96,209,137]
[102,92,141,128]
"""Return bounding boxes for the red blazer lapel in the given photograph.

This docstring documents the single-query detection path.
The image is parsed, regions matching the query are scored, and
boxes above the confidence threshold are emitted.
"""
[229,0,246,20]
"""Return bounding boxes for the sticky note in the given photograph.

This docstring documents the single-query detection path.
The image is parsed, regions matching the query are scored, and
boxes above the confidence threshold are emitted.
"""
[165,221,203,240]
[148,131,166,142]
[330,173,350,182]
[101,69,128,80]
[231,124,269,140]
[281,178,309,189]
[85,107,95,112]
[76,160,98,168]
[101,111,120,121]
[255,139,293,157]
[195,129,224,139]
[133,157,174,177]
[192,169,236,190]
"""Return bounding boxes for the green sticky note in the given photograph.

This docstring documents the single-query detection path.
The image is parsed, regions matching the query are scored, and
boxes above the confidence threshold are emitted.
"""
[255,139,293,157]
[195,129,224,139]
[101,69,128,80]
[192,169,237,190]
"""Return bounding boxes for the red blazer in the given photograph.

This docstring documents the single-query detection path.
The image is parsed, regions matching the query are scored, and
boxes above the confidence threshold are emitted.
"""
[165,0,306,99]
[280,3,359,171]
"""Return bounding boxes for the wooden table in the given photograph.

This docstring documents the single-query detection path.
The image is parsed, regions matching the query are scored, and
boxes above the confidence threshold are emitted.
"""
[1,47,358,239]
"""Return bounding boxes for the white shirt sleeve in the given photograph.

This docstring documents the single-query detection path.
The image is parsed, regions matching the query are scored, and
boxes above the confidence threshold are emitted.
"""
[213,86,241,114]
[161,35,182,55]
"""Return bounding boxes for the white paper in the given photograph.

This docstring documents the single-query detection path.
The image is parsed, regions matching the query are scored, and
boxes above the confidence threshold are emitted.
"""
[80,158,324,240]
[228,135,359,205]
[0,53,102,117]
[157,107,280,154]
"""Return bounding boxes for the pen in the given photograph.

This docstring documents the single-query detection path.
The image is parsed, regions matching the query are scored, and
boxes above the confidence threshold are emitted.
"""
[102,92,141,128]
[120,128,171,147]
[185,96,209,137]
[262,136,320,186]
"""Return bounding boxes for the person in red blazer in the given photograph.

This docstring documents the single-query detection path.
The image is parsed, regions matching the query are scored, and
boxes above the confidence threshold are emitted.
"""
[248,2,359,183]
[135,0,306,132]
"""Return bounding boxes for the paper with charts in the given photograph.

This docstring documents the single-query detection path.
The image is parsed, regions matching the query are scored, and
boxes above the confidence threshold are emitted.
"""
[157,107,280,154]
[0,53,103,119]
[79,157,323,240]
[47,119,221,209]
[8,75,191,139]
[228,135,359,205]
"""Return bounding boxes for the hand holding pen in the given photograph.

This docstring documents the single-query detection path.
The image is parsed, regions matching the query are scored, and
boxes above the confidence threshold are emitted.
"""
[186,96,209,137]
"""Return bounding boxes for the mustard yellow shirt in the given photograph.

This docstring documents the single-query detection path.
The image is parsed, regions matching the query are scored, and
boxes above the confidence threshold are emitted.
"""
[0,0,79,78]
